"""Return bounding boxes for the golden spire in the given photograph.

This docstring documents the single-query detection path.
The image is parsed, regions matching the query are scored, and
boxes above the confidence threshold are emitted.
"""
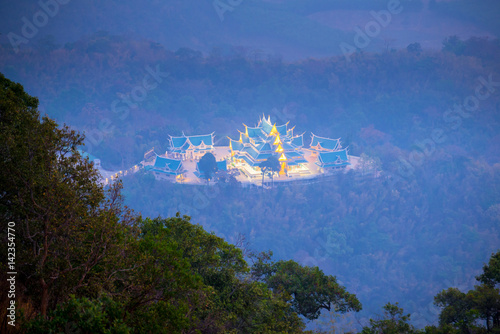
[269,124,279,136]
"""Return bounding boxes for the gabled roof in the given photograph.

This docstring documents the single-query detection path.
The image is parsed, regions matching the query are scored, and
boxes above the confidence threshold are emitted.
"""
[187,134,214,147]
[310,133,340,151]
[260,116,273,134]
[239,132,250,144]
[243,146,260,160]
[291,134,304,148]
[229,139,244,151]
[276,123,288,136]
[282,142,295,151]
[256,142,273,152]
[256,153,273,161]
[170,136,188,148]
[317,149,350,166]
[154,156,183,171]
[246,126,265,139]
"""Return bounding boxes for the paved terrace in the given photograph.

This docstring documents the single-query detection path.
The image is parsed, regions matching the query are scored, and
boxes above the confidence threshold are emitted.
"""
[177,147,360,185]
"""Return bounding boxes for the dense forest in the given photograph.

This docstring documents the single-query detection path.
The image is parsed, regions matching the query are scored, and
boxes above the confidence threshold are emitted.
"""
[1,71,500,333]
[1,33,500,171]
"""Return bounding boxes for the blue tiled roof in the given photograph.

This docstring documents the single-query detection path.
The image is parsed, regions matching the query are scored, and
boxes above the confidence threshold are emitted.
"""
[154,156,170,168]
[261,118,273,134]
[317,149,349,166]
[256,142,273,152]
[247,127,265,139]
[291,135,304,147]
[256,153,273,161]
[243,146,260,160]
[241,133,250,144]
[276,124,288,135]
[230,139,244,151]
[310,134,340,151]
[188,134,213,147]
[170,136,187,148]
[154,156,182,171]
[319,140,339,151]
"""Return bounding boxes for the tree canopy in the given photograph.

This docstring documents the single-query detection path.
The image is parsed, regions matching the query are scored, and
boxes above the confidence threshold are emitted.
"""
[198,152,218,184]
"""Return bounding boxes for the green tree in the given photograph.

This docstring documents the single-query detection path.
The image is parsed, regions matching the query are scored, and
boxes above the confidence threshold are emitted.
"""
[467,284,500,332]
[259,155,281,188]
[442,35,466,55]
[361,302,422,334]
[266,155,281,188]
[477,251,500,287]
[0,73,134,318]
[199,152,218,185]
[24,295,132,334]
[407,42,423,54]
[431,251,500,333]
[434,288,477,333]
[251,252,362,321]
[130,216,307,333]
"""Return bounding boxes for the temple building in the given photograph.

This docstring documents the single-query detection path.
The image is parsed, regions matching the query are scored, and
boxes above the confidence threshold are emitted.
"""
[144,154,186,181]
[168,133,215,160]
[309,134,351,170]
[228,115,309,178]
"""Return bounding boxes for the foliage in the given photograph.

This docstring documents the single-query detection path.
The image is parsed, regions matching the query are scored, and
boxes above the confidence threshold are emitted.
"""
[477,251,500,287]
[360,302,422,334]
[252,252,362,321]
[407,43,423,55]
[432,251,500,333]
[434,288,477,332]
[259,155,281,187]
[0,73,135,319]
[199,152,218,184]
[24,295,132,334]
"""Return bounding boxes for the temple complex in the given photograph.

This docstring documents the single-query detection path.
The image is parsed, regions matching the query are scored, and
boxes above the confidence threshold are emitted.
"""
[108,115,356,185]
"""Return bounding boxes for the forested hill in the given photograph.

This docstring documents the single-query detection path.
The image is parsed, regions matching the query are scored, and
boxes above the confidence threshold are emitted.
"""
[1,0,499,59]
[1,34,500,172]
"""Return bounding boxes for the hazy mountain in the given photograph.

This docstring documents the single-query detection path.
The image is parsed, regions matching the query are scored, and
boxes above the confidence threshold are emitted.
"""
[1,0,499,60]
